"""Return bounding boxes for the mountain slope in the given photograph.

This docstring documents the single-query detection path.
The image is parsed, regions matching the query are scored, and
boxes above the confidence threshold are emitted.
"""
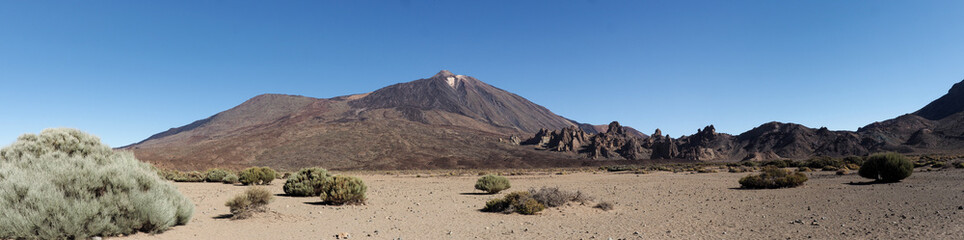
[125,71,590,170]
[913,80,964,120]
[348,70,577,132]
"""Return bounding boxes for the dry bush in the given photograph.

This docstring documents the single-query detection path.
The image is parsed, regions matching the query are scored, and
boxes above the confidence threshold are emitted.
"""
[528,187,592,207]
[482,191,545,215]
[594,201,614,211]
[225,187,273,220]
[739,166,808,189]
[0,129,193,239]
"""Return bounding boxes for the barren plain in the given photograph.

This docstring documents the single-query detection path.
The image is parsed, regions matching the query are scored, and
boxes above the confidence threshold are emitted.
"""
[126,169,964,240]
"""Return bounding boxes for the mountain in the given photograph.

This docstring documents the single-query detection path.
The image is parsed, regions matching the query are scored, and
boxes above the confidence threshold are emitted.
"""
[522,79,964,161]
[913,80,964,120]
[129,74,964,169]
[125,71,598,170]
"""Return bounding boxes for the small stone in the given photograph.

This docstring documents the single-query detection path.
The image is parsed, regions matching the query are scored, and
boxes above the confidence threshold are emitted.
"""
[633,231,640,235]
[91,237,102,240]
[336,232,350,239]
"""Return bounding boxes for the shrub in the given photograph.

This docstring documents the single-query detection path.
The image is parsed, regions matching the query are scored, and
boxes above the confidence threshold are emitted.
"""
[515,198,546,215]
[528,187,592,207]
[821,165,838,171]
[805,156,845,169]
[843,156,865,166]
[482,191,546,215]
[283,167,332,197]
[222,173,240,184]
[797,167,813,172]
[594,201,614,211]
[956,162,964,169]
[0,129,193,239]
[319,176,367,205]
[858,153,913,182]
[225,187,273,220]
[163,170,204,182]
[738,167,808,189]
[239,167,277,185]
[475,174,511,194]
[205,169,230,182]
[844,163,861,171]
[836,169,849,175]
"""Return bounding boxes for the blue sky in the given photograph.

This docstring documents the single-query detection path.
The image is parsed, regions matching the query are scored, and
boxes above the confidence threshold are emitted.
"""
[2,1,963,147]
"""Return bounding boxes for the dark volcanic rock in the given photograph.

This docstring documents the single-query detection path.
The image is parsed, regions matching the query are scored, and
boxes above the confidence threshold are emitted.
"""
[521,121,650,160]
[914,79,964,121]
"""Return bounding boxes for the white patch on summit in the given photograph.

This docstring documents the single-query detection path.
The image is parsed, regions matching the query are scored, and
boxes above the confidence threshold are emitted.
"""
[446,76,456,88]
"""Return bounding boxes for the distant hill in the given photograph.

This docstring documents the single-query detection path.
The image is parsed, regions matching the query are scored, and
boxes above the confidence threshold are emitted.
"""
[126,74,964,169]
[124,71,607,170]
[521,79,964,161]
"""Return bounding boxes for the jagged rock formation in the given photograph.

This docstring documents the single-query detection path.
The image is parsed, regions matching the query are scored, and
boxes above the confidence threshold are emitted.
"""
[520,121,651,160]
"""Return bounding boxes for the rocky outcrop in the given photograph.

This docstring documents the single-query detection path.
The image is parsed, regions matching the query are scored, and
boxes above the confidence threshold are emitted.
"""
[521,121,649,160]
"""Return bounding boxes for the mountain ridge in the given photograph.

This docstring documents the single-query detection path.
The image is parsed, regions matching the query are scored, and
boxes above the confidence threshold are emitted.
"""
[125,73,964,170]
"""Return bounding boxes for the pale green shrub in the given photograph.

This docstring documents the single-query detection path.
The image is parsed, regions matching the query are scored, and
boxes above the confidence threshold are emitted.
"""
[222,173,240,184]
[283,167,332,197]
[225,187,273,220]
[319,176,367,205]
[0,129,194,239]
[239,167,277,185]
[204,169,229,182]
[475,174,510,194]
[173,171,205,182]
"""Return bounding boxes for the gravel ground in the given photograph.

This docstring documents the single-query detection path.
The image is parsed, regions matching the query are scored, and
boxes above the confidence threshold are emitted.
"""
[123,168,964,240]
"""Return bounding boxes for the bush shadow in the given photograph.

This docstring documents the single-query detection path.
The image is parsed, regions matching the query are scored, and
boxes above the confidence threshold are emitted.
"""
[212,214,233,219]
[845,181,896,185]
[459,192,492,196]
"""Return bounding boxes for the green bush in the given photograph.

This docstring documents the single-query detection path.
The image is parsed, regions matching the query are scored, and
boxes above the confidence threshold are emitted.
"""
[225,187,273,220]
[0,129,194,239]
[222,173,240,184]
[319,176,367,205]
[204,169,230,182]
[739,167,808,189]
[475,174,511,194]
[955,162,964,169]
[481,191,546,215]
[283,167,332,197]
[239,167,277,185]
[858,153,913,182]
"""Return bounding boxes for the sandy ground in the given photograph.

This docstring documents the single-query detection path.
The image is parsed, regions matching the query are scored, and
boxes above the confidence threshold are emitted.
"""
[124,169,964,240]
